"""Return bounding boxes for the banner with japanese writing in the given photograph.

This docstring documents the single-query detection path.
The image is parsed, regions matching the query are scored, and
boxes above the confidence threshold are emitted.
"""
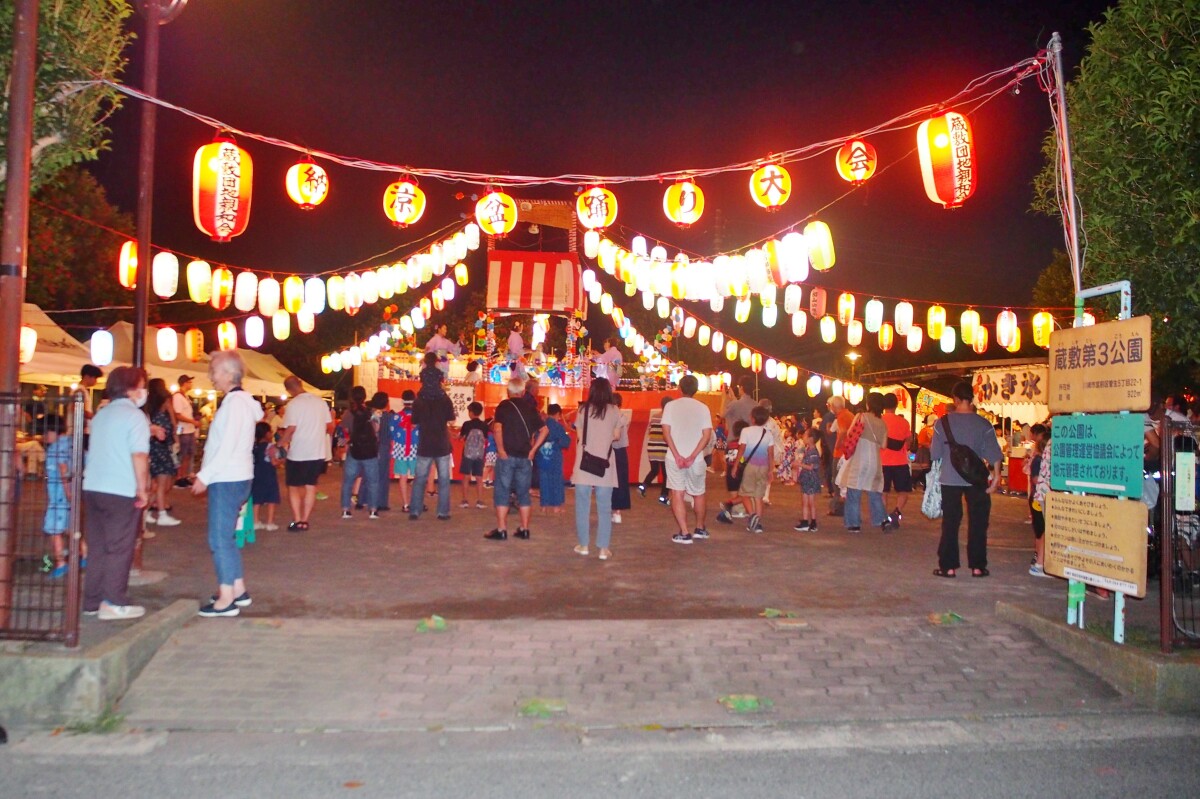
[972,365,1047,405]
[1050,412,1143,498]
[1048,316,1151,414]
[1044,492,1147,597]
[446,385,476,425]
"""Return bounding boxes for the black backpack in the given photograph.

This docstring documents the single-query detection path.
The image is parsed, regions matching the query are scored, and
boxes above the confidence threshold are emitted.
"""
[348,408,379,460]
[939,416,991,489]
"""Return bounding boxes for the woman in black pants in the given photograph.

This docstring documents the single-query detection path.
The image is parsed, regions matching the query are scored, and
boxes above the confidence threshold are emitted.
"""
[611,393,633,523]
[638,397,671,504]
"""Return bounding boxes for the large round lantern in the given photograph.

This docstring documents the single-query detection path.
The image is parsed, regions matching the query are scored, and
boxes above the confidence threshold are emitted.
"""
[285,157,329,210]
[894,301,914,336]
[996,309,1019,349]
[90,330,113,367]
[475,190,517,236]
[1032,311,1054,348]
[184,328,205,361]
[917,111,976,208]
[187,260,212,304]
[244,315,265,349]
[820,315,837,344]
[847,319,863,347]
[383,180,427,227]
[809,287,827,318]
[156,327,178,362]
[233,270,258,312]
[960,309,980,345]
[972,326,989,354]
[878,322,895,352]
[749,164,791,210]
[209,267,234,311]
[837,292,855,326]
[906,326,924,353]
[151,252,178,298]
[18,326,37,364]
[118,240,137,289]
[926,305,946,340]
[216,321,237,351]
[864,298,884,333]
[663,180,705,227]
[272,309,291,341]
[257,277,280,317]
[193,133,253,242]
[835,139,878,184]
[576,186,618,230]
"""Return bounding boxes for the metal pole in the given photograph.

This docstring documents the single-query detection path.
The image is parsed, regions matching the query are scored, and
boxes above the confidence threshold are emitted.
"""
[1160,421,1174,654]
[0,0,40,629]
[132,0,161,370]
[1049,32,1084,301]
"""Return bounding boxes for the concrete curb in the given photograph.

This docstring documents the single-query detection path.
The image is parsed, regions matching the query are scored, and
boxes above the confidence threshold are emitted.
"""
[0,599,198,727]
[995,601,1200,714]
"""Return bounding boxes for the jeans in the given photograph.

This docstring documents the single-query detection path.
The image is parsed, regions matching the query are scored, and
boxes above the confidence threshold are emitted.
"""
[575,484,614,549]
[341,456,380,510]
[939,484,991,571]
[844,488,887,528]
[413,454,452,518]
[494,457,533,508]
[208,480,251,586]
[375,450,392,508]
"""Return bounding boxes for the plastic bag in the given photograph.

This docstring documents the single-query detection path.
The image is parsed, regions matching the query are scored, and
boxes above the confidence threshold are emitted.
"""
[922,460,943,519]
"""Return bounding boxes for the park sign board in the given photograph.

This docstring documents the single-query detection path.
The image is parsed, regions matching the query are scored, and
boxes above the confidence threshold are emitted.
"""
[1047,315,1151,414]
[1050,412,1143,498]
[1044,492,1147,597]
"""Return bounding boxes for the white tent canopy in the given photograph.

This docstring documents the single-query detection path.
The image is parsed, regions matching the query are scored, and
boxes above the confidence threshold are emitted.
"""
[18,303,99,387]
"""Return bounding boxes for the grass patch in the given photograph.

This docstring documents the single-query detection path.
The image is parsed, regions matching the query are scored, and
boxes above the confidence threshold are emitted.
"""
[1084,620,1161,651]
[65,706,125,735]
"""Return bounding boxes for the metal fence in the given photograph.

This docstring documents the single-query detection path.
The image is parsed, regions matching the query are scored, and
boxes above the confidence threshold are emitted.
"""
[1159,419,1200,652]
[0,393,85,647]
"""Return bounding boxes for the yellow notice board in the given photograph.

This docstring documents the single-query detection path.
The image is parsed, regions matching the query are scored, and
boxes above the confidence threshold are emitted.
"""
[1044,492,1148,597]
[1047,316,1151,414]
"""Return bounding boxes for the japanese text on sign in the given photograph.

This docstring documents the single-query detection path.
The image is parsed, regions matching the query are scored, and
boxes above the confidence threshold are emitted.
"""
[1049,413,1144,498]
[973,366,1046,404]
[1044,492,1147,597]
[1048,316,1151,414]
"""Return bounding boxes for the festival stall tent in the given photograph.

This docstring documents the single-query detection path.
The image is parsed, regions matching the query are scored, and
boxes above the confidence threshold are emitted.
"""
[17,304,98,387]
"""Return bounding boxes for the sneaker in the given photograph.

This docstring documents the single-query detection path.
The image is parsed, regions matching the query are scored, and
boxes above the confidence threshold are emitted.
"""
[316,491,329,501]
[209,591,252,608]
[637,484,646,498]
[793,519,811,532]
[730,507,748,519]
[264,523,279,532]
[598,548,612,561]
[611,512,622,524]
[368,511,380,520]
[341,510,352,519]
[574,545,589,556]
[97,603,145,621]
[287,521,303,533]
[692,527,710,540]
[144,510,158,525]
[657,494,670,506]
[891,508,903,528]
[156,512,182,527]
[198,601,239,618]
[1029,563,1050,577]
[437,514,451,521]
[751,521,765,534]
[846,526,862,533]
[476,501,486,509]
[881,520,894,533]
[808,521,819,532]
[716,509,733,525]
[515,528,531,540]
[672,532,693,544]
[460,501,470,509]
[254,521,267,531]
[484,529,508,541]
[746,514,759,532]
[50,564,68,579]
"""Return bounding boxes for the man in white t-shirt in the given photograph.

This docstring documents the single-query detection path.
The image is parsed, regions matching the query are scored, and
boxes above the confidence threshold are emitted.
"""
[172,375,199,486]
[277,375,332,532]
[661,374,713,545]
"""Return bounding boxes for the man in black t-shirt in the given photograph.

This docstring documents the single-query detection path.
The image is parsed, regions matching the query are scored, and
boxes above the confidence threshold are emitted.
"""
[410,364,456,520]
[486,377,547,541]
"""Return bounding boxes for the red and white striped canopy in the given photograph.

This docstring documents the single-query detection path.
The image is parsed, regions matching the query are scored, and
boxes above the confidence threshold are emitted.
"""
[486,251,583,313]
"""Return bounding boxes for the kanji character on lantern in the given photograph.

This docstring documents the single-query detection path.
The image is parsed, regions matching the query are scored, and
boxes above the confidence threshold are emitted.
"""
[835,139,878,184]
[193,133,253,242]
[576,186,618,230]
[663,180,705,227]
[285,157,329,210]
[383,179,426,227]
[917,111,976,208]
[749,164,791,210]
[475,190,517,236]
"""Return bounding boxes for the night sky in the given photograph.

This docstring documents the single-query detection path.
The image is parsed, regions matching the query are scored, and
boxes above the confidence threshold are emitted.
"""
[86,0,1116,382]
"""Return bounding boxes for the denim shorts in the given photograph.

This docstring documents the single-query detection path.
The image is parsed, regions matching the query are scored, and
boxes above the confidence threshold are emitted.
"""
[493,457,532,507]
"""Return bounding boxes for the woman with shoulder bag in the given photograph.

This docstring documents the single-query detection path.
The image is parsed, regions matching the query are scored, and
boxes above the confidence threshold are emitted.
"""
[571,378,621,560]
[834,392,890,533]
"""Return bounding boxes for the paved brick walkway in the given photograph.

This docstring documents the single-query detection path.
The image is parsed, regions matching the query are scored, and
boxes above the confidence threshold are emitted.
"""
[121,615,1129,732]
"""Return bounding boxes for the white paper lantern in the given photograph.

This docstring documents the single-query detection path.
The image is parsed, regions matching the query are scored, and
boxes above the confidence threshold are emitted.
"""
[304,277,326,314]
[272,310,291,341]
[257,277,281,317]
[151,252,179,299]
[233,271,259,312]
[90,330,114,366]
[244,315,265,348]
[864,299,884,333]
[156,327,178,361]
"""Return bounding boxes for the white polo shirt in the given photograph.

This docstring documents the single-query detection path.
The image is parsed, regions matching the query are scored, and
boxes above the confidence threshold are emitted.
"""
[283,392,329,462]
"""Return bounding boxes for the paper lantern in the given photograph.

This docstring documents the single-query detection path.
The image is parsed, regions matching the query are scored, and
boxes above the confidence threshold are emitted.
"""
[320,356,332,374]
[751,352,763,372]
[864,299,883,334]
[878,322,894,352]
[807,374,822,397]
[656,296,671,319]
[837,292,855,326]
[940,327,956,354]
[739,347,752,369]
[1032,311,1054,348]
[151,252,179,298]
[749,164,791,210]
[156,327,178,362]
[89,330,113,366]
[809,287,827,318]
[187,260,212,304]
[209,267,234,311]
[972,326,988,354]
[303,277,325,314]
[576,186,618,230]
[432,288,445,312]
[271,309,291,341]
[1074,311,1096,328]
[464,222,481,250]
[599,293,613,315]
[711,330,724,353]
[297,308,315,334]
[1005,326,1022,353]
[765,358,778,379]
[917,110,976,208]
[791,311,807,337]
[805,220,835,271]
[117,240,137,289]
[233,271,258,312]
[18,326,37,364]
[847,319,863,347]
[835,139,878,184]
[383,180,426,227]
[285,157,329,210]
[783,284,803,315]
[786,365,799,386]
[762,305,778,328]
[217,321,237,351]
[244,315,265,349]
[663,180,704,227]
[252,277,278,317]
[894,301,913,336]
[779,231,809,284]
[475,190,517,236]
[996,309,1018,349]
[682,316,697,338]
[419,297,432,319]
[193,133,253,242]
[440,276,455,302]
[185,328,204,361]
[906,327,923,353]
[361,270,380,305]
[820,315,837,343]
[734,298,751,324]
[927,305,946,339]
[270,275,299,315]
[832,379,844,398]
[960,309,980,345]
[694,323,710,347]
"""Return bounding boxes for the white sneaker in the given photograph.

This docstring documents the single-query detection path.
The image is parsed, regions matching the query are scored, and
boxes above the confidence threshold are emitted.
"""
[156,512,182,527]
[144,510,158,525]
[730,508,748,519]
[97,603,145,621]
[611,512,622,524]
[254,521,267,531]
[264,523,279,532]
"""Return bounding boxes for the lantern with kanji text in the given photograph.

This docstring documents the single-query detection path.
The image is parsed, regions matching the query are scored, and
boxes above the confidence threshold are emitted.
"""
[576,186,618,230]
[916,111,976,209]
[1032,311,1054,348]
[475,190,517,236]
[749,164,791,210]
[835,139,878,184]
[927,305,946,339]
[663,180,705,227]
[384,179,427,227]
[193,133,253,241]
[285,156,329,210]
[185,328,205,361]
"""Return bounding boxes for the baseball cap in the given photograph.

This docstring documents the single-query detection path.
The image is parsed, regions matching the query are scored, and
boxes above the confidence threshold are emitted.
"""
[179,374,195,384]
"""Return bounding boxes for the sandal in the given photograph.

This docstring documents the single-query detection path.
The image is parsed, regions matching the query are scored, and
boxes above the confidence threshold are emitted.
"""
[971,568,990,578]
[298,521,310,531]
[932,568,956,578]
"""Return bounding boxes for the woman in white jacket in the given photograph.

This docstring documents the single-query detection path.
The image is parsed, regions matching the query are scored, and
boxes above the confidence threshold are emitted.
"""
[192,351,264,617]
